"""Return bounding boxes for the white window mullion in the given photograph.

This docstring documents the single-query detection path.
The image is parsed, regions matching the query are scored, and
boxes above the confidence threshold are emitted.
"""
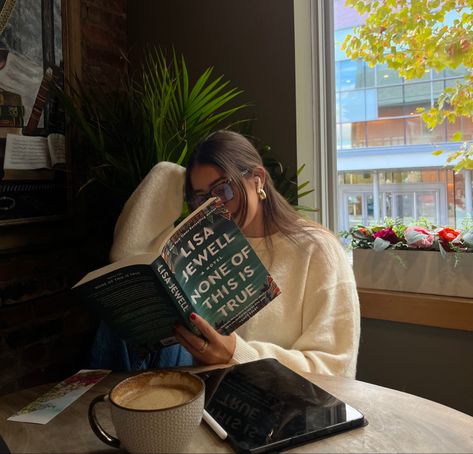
[294,0,337,230]
[464,170,472,217]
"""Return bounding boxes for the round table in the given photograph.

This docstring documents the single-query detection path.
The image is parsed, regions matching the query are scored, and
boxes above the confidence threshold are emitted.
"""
[1,368,473,453]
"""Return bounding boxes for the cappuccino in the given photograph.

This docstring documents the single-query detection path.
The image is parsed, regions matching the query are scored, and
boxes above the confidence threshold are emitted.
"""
[89,370,205,453]
[120,384,195,410]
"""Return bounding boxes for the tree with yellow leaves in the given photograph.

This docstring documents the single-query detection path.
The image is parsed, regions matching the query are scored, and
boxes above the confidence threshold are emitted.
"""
[342,0,473,170]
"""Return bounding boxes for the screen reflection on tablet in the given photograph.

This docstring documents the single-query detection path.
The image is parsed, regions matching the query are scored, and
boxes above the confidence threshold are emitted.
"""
[199,359,365,454]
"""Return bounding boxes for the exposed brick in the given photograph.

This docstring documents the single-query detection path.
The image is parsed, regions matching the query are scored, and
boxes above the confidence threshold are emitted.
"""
[82,23,123,51]
[0,0,127,396]
[49,330,96,361]
[21,343,48,366]
[84,45,127,67]
[83,0,126,15]
[32,291,71,319]
[44,362,84,383]
[84,5,126,30]
[5,319,63,348]
[2,278,68,306]
[0,354,20,386]
[63,308,95,335]
[0,337,8,355]
[17,363,81,390]
[81,0,127,93]
[0,381,17,396]
[0,302,33,330]
[17,368,51,390]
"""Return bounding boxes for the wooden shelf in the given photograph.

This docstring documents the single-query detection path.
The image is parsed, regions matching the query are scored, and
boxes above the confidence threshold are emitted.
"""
[358,288,473,332]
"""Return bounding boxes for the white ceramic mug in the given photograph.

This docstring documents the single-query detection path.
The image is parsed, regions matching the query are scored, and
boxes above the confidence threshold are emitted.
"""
[88,370,205,454]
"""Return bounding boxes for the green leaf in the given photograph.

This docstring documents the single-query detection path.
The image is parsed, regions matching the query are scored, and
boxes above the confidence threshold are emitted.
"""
[452,130,463,141]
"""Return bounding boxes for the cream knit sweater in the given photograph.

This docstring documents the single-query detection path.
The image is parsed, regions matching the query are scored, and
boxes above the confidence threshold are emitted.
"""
[233,229,360,378]
[111,162,360,378]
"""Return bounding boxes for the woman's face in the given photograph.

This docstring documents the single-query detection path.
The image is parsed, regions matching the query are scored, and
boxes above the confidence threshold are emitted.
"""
[189,163,265,237]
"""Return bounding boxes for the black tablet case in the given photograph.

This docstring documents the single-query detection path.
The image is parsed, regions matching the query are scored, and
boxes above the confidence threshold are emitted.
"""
[199,358,367,454]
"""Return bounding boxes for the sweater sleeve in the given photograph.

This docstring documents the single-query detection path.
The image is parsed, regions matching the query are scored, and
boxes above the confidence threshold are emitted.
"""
[231,232,360,378]
[109,162,186,262]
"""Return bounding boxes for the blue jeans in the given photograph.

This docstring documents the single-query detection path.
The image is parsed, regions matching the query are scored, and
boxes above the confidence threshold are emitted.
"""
[89,321,193,371]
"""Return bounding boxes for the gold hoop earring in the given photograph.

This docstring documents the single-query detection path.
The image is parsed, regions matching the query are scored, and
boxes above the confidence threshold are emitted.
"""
[258,187,267,200]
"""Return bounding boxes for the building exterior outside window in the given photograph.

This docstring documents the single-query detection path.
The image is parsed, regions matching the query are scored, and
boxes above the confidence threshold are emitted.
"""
[334,0,473,231]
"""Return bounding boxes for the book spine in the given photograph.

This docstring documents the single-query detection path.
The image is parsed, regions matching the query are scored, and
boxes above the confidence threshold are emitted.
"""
[152,258,198,335]
[0,105,25,119]
[0,117,23,127]
[24,67,54,134]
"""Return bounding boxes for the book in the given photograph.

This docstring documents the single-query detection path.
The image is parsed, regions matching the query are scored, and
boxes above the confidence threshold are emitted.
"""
[24,67,55,134]
[73,197,281,348]
[0,126,22,139]
[0,105,25,120]
[2,133,65,180]
[0,90,24,128]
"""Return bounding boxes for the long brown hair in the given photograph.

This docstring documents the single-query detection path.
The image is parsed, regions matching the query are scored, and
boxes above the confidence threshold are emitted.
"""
[185,130,316,247]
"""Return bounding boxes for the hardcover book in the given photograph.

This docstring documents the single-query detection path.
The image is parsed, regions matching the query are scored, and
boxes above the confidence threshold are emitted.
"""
[73,197,281,348]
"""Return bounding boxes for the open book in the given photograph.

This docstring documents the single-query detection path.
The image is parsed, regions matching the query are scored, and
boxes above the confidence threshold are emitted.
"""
[2,133,65,180]
[73,198,281,348]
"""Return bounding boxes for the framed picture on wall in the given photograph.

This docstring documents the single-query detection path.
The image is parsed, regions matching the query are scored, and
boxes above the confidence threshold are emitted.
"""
[0,0,75,226]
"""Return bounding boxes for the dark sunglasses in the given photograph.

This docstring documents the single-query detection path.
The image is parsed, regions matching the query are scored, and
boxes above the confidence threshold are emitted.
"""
[189,179,236,210]
[189,170,249,210]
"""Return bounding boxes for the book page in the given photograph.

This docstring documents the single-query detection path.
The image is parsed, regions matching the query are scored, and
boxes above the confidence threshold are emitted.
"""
[73,252,158,287]
[3,134,51,170]
[47,133,66,166]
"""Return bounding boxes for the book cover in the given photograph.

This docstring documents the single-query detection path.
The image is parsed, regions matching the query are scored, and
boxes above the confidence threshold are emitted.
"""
[74,198,281,348]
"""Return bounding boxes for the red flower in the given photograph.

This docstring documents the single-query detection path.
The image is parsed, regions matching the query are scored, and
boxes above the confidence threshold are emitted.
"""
[438,227,460,243]
[351,226,373,240]
[373,227,399,244]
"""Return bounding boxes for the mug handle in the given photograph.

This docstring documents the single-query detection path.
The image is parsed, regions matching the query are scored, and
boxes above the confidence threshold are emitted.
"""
[88,394,121,448]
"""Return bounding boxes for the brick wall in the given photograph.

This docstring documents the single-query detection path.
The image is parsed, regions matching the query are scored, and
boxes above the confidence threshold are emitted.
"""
[81,0,128,88]
[0,0,127,396]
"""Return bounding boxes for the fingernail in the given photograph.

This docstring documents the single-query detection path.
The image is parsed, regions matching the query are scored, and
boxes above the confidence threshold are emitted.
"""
[190,313,197,320]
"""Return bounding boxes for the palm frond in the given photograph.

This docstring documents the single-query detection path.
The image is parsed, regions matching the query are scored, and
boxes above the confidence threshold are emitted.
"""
[58,47,313,215]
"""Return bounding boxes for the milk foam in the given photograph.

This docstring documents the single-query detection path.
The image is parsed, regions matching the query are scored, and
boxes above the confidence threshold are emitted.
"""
[120,385,195,410]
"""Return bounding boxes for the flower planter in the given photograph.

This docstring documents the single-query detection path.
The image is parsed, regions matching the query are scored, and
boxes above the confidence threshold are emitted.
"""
[353,249,473,298]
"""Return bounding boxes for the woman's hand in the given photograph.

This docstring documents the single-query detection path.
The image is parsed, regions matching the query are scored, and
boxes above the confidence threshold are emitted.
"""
[174,313,236,365]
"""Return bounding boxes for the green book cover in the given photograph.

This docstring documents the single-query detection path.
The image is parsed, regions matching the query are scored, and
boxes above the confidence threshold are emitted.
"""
[73,198,280,349]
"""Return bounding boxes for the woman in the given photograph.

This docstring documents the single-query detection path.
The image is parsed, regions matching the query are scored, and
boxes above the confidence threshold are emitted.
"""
[174,130,360,378]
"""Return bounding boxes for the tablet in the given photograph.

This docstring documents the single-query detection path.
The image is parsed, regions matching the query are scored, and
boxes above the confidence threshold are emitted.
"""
[198,358,367,454]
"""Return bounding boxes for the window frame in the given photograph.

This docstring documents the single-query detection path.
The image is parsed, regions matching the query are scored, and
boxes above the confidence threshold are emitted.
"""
[293,0,473,330]
[294,0,337,229]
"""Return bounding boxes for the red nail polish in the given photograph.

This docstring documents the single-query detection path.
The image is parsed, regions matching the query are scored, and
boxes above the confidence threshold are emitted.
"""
[190,313,196,320]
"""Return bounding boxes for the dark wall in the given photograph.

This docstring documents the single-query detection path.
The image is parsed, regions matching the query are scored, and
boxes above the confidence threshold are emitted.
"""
[127,0,297,171]
[358,318,473,416]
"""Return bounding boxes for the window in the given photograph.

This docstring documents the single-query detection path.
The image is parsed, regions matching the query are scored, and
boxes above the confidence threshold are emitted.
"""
[332,1,473,232]
[294,1,472,232]
[294,0,473,332]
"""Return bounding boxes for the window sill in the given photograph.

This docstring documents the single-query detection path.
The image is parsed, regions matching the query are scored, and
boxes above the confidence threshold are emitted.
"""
[358,288,473,332]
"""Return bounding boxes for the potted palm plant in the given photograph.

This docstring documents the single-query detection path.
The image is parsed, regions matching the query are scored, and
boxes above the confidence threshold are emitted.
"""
[60,49,247,204]
[58,48,313,262]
